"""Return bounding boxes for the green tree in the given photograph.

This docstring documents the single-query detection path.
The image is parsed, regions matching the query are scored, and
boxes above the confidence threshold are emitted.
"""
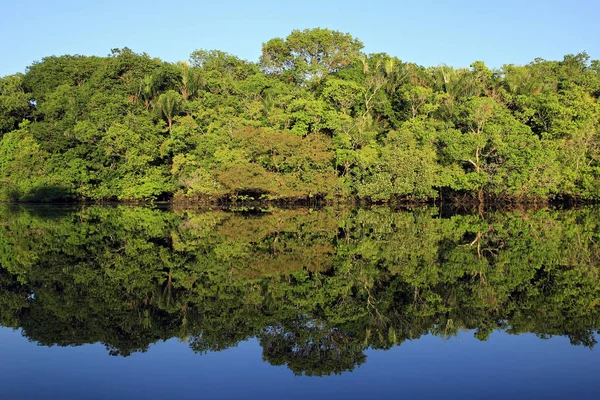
[155,90,183,134]
[261,28,364,83]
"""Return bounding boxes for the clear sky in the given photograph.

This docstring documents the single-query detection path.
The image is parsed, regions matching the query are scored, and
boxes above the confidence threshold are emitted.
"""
[1,0,598,76]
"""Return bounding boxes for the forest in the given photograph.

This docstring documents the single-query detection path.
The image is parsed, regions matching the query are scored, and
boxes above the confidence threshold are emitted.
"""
[1,28,599,203]
[1,205,599,375]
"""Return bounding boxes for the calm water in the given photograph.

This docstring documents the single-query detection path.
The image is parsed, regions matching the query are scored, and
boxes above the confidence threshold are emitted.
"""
[1,204,599,399]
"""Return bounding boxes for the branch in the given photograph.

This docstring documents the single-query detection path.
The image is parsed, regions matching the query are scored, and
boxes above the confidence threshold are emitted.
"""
[467,159,478,169]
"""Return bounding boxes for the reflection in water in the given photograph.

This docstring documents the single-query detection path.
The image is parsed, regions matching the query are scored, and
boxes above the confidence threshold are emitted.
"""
[0,205,599,376]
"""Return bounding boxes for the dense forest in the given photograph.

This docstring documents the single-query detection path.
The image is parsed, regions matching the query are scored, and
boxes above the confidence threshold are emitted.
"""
[1,28,600,203]
[1,205,599,375]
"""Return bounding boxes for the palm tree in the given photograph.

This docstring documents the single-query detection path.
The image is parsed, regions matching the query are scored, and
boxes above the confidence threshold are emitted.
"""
[155,90,182,134]
[139,74,159,111]
[177,61,203,101]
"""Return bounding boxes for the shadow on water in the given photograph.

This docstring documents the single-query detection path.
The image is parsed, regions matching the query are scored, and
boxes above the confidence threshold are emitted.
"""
[0,204,599,376]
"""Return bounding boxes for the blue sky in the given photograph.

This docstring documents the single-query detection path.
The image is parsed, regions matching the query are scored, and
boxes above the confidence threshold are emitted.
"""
[1,0,598,76]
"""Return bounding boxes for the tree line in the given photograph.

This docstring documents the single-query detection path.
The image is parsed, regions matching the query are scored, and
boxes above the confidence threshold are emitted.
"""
[1,205,599,375]
[1,28,599,203]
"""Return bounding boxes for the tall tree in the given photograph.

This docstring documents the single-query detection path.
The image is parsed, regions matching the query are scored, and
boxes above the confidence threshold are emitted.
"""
[260,28,364,83]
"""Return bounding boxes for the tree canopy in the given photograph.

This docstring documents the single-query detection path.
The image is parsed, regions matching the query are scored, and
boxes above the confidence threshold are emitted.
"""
[1,29,599,204]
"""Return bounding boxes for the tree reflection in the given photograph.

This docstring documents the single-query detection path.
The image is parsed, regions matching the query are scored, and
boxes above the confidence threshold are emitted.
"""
[0,205,599,375]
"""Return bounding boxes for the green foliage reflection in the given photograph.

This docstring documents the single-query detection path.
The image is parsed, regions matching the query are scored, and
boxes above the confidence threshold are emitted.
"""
[0,205,599,374]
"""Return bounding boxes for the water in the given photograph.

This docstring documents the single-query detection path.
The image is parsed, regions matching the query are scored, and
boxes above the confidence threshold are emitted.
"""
[0,204,599,399]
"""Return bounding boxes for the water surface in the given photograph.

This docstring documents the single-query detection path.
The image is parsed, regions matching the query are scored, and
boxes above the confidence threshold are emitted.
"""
[0,205,599,399]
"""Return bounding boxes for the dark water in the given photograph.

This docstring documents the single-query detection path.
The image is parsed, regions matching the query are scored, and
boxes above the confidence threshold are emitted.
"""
[1,204,599,399]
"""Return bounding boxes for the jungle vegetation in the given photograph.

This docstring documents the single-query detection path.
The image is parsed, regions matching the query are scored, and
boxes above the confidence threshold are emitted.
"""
[1,28,599,203]
[1,205,599,375]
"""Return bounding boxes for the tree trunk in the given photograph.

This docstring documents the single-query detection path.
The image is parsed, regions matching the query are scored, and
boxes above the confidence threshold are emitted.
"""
[478,189,484,216]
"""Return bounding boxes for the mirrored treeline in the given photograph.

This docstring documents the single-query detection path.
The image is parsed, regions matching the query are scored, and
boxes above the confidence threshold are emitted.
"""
[0,205,599,376]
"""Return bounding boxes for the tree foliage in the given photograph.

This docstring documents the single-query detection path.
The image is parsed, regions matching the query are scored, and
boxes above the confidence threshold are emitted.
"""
[1,30,599,203]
